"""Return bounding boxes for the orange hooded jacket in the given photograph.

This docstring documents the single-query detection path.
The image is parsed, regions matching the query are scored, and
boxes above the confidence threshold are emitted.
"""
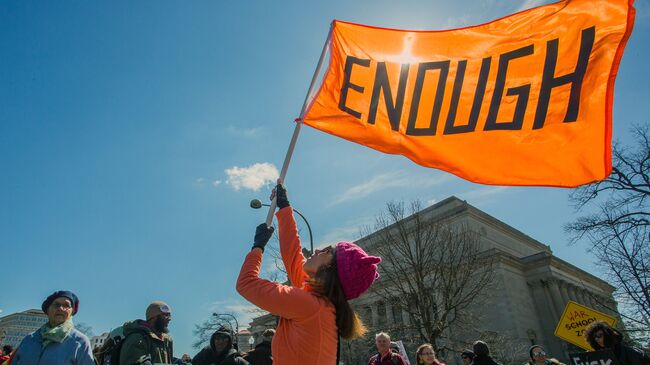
[236,207,338,365]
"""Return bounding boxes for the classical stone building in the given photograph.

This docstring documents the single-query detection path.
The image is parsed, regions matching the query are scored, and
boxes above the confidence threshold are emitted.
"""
[0,309,48,348]
[247,197,619,365]
[345,197,618,365]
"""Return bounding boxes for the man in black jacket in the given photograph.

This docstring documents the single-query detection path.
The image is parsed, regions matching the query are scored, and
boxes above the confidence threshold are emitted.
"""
[472,341,503,365]
[192,327,248,365]
[244,329,274,365]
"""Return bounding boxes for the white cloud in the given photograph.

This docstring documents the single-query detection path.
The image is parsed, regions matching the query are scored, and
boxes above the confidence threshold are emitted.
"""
[332,171,449,205]
[316,215,377,247]
[226,125,263,138]
[212,180,222,187]
[225,163,279,191]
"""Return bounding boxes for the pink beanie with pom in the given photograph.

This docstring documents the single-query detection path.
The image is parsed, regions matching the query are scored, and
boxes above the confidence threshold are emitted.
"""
[335,242,382,300]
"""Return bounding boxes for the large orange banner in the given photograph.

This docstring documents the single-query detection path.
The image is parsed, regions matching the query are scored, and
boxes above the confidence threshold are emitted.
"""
[303,0,635,187]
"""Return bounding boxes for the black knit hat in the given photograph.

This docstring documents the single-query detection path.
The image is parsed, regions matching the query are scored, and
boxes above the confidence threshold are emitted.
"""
[529,345,544,360]
[462,349,475,360]
[42,290,79,315]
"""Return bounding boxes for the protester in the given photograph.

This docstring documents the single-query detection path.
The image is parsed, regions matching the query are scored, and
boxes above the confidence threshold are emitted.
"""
[237,182,381,364]
[584,321,650,365]
[119,301,174,365]
[472,341,502,365]
[243,329,274,365]
[461,349,475,365]
[192,326,247,365]
[525,345,565,365]
[368,332,407,365]
[174,354,192,365]
[0,345,12,363]
[12,290,95,365]
[416,343,444,365]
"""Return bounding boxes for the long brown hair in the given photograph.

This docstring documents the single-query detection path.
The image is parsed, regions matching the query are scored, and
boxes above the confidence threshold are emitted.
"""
[584,321,622,350]
[310,253,367,340]
[416,344,440,365]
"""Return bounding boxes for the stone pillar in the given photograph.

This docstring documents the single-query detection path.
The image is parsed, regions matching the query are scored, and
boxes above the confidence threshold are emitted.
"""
[558,281,571,307]
[548,279,566,319]
[541,280,560,320]
[371,303,379,328]
[386,302,394,324]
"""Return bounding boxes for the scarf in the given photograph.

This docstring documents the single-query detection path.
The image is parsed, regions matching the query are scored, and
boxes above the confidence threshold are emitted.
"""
[40,319,74,348]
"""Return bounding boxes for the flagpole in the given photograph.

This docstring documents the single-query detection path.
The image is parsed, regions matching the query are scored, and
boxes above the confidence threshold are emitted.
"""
[265,25,333,227]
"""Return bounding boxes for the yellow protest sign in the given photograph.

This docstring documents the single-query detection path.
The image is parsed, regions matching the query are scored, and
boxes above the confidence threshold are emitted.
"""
[554,300,617,350]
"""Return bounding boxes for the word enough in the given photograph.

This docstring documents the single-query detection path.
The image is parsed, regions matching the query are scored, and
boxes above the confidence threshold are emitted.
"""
[338,26,595,135]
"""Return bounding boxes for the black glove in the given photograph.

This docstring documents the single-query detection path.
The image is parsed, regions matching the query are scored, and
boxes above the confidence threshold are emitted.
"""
[252,223,274,252]
[275,184,290,209]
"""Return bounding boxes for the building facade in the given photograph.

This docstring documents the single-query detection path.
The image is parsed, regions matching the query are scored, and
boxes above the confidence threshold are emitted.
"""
[90,332,109,350]
[0,309,48,348]
[344,197,618,365]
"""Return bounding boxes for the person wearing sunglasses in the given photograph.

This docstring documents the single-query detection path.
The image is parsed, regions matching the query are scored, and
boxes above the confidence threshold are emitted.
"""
[461,350,475,365]
[12,290,95,365]
[584,321,649,365]
[525,345,565,365]
[237,182,382,364]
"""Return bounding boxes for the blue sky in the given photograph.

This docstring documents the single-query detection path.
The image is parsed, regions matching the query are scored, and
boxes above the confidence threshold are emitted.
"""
[1,0,648,356]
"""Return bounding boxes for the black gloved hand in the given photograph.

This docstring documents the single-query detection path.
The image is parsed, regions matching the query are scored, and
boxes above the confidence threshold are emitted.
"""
[274,184,290,209]
[252,223,274,252]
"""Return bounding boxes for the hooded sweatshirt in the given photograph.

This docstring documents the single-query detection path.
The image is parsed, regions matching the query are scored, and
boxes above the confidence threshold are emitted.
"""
[192,331,248,365]
[237,207,338,365]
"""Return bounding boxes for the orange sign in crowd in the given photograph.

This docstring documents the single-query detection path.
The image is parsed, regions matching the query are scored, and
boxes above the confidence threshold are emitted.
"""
[303,0,635,187]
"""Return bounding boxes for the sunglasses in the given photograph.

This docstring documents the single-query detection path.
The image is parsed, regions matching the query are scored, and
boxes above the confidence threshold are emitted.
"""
[533,352,546,357]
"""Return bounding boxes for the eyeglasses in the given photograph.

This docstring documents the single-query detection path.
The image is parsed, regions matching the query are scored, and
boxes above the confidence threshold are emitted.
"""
[533,351,546,357]
[50,302,72,310]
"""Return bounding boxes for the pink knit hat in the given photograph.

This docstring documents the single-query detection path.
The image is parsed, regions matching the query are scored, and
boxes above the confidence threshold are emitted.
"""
[335,242,382,300]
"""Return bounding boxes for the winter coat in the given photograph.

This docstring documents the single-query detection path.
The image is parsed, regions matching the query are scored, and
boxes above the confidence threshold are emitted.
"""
[13,327,95,365]
[192,347,247,365]
[192,331,247,365]
[243,341,272,365]
[237,207,338,365]
[119,320,173,365]
[368,351,408,365]
[473,355,503,365]
[612,344,650,365]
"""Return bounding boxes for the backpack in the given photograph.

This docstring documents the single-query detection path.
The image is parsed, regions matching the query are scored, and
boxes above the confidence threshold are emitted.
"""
[95,327,151,365]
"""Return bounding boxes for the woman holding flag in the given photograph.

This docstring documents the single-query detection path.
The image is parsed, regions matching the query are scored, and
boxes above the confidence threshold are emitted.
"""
[237,183,381,364]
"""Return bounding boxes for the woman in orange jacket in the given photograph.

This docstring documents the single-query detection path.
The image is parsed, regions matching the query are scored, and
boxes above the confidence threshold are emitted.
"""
[237,183,381,365]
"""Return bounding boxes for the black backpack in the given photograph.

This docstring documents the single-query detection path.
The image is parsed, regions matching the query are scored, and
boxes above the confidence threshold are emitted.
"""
[95,328,151,365]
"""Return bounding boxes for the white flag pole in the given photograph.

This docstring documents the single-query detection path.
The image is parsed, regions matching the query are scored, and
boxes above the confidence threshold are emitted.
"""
[265,25,333,227]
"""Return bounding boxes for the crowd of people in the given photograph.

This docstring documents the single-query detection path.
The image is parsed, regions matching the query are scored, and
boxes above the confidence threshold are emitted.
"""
[2,184,649,365]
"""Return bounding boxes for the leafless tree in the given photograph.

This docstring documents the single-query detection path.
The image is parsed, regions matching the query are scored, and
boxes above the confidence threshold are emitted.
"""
[565,124,649,341]
[75,322,94,337]
[363,200,496,353]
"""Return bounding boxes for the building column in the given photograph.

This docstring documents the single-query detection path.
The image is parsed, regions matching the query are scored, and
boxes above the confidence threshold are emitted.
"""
[558,281,571,307]
[541,280,560,320]
[371,303,379,329]
[548,279,566,319]
[385,302,393,323]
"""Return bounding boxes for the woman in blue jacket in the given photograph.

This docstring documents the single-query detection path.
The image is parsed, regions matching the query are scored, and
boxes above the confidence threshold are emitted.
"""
[13,290,95,365]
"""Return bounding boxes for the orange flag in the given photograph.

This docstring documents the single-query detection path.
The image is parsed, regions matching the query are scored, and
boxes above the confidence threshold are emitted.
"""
[303,0,635,187]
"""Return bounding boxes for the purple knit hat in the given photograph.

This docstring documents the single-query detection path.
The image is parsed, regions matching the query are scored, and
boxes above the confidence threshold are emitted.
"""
[335,242,382,300]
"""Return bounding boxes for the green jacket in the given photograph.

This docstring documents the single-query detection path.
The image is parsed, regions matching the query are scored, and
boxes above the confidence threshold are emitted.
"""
[119,320,173,365]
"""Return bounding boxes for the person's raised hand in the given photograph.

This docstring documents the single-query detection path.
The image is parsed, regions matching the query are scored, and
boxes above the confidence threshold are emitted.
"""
[252,223,274,252]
